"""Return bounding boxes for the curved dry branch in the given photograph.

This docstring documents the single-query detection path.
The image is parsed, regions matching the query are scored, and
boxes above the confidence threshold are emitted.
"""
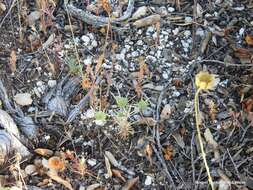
[65,0,135,28]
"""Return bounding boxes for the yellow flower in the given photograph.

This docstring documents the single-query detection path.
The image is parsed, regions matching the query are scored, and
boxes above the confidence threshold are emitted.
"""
[195,71,219,90]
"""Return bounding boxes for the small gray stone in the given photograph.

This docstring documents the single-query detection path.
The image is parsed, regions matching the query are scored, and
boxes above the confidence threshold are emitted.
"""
[162,72,169,79]
[185,16,193,23]
[48,80,56,88]
[91,40,98,48]
[172,91,180,97]
[131,51,139,57]
[143,107,153,117]
[184,30,191,38]
[196,28,205,36]
[87,158,97,167]
[145,176,153,186]
[172,28,179,35]
[167,7,175,12]
[84,57,92,65]
[81,35,90,46]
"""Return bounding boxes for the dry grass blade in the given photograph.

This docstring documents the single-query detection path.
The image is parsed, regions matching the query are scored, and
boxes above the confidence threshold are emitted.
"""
[104,155,112,178]
[47,170,74,190]
[9,50,17,73]
[121,176,139,190]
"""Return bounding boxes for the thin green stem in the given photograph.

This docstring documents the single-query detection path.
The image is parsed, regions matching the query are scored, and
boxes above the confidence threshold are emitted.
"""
[194,88,215,190]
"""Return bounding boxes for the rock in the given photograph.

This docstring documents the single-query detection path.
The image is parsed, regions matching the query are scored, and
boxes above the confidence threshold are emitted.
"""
[81,35,90,46]
[162,72,169,79]
[132,6,148,20]
[91,40,98,48]
[196,28,205,36]
[172,91,180,97]
[172,28,179,35]
[25,164,37,175]
[87,158,97,167]
[157,6,168,16]
[167,7,175,13]
[131,51,139,57]
[239,28,245,36]
[14,93,33,106]
[184,30,191,38]
[0,109,30,165]
[185,16,193,23]
[84,57,93,65]
[145,175,153,186]
[142,107,153,117]
[27,11,41,26]
[48,80,57,88]
[36,81,43,87]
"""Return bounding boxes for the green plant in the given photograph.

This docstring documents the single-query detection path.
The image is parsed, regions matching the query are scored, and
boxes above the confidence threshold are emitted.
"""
[137,99,149,112]
[115,96,129,110]
[93,95,149,139]
[95,111,107,122]
[66,56,83,75]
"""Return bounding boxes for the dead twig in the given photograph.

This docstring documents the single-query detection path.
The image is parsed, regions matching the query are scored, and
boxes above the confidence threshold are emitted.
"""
[0,0,16,29]
[152,82,176,189]
[66,77,101,123]
[65,0,135,28]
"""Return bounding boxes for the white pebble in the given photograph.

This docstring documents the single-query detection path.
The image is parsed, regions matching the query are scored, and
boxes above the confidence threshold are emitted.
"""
[84,57,93,65]
[145,176,153,186]
[131,51,139,57]
[196,28,205,36]
[183,48,189,52]
[91,40,98,48]
[87,159,97,167]
[81,35,90,46]
[125,44,131,51]
[146,26,155,34]
[137,40,144,46]
[167,7,175,12]
[172,91,180,97]
[137,29,143,35]
[182,40,189,48]
[116,53,125,60]
[162,72,169,79]
[48,80,56,88]
[86,109,95,119]
[132,6,148,20]
[185,16,193,23]
[172,28,179,35]
[87,33,95,40]
[184,30,191,38]
[239,28,245,36]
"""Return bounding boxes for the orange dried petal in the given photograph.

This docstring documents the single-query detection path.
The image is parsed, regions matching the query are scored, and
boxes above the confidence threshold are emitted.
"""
[48,156,65,171]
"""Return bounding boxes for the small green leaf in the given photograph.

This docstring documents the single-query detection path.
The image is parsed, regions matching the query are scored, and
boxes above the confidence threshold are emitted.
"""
[137,99,149,112]
[115,111,126,119]
[95,111,107,121]
[66,56,82,75]
[115,96,128,109]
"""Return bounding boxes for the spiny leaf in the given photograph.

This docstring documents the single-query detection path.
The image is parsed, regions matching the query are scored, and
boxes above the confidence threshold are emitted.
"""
[66,56,82,75]
[95,111,107,121]
[115,96,128,109]
[137,99,149,112]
